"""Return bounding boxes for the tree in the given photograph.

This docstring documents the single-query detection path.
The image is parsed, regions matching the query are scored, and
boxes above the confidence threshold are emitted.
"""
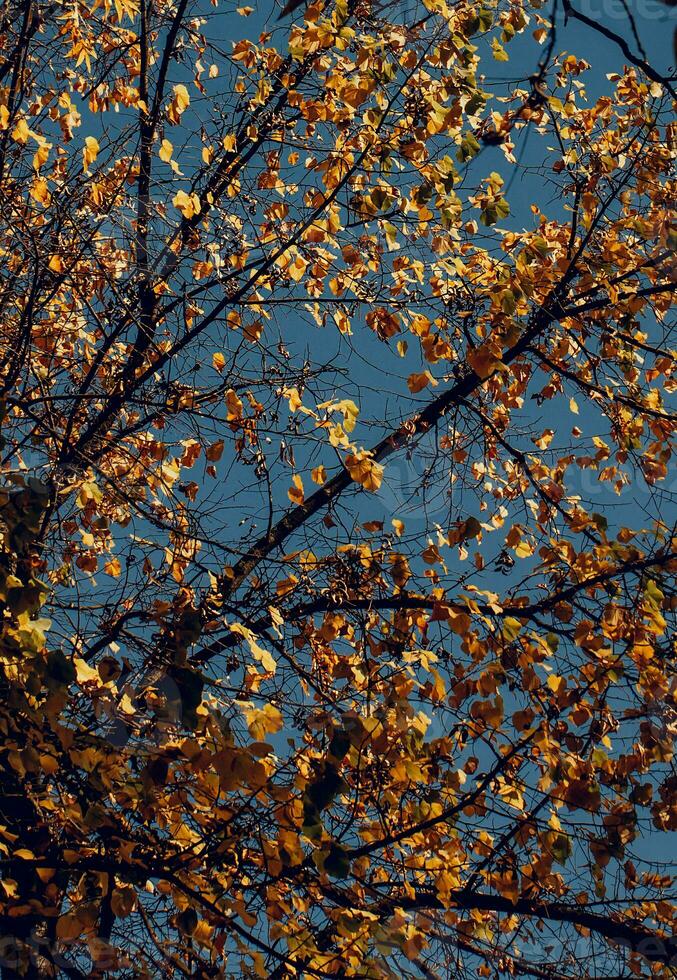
[0,0,675,975]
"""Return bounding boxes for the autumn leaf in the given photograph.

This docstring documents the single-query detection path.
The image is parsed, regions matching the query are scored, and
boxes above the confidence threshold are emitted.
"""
[242,703,283,739]
[230,623,277,672]
[285,387,303,412]
[467,346,505,379]
[173,190,201,218]
[407,371,438,393]
[56,914,82,941]
[205,440,225,462]
[167,83,190,124]
[225,389,244,421]
[345,452,384,491]
[12,118,30,145]
[82,136,99,171]
[110,885,136,918]
[288,473,305,504]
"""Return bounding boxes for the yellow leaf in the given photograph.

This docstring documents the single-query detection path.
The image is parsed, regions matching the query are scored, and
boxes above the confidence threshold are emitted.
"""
[12,118,30,145]
[502,617,522,641]
[345,453,383,492]
[569,397,579,415]
[213,352,226,372]
[173,84,190,114]
[268,605,284,636]
[514,539,533,558]
[288,474,304,504]
[173,190,201,219]
[74,658,101,686]
[492,38,509,61]
[242,703,283,740]
[30,178,51,205]
[32,142,50,171]
[333,309,352,334]
[318,397,359,431]
[225,389,243,421]
[276,574,298,597]
[533,429,554,449]
[333,399,359,432]
[285,387,303,412]
[244,319,263,342]
[407,371,437,393]
[230,623,277,673]
[104,558,122,577]
[468,346,504,380]
[159,138,173,162]
[288,253,307,280]
[497,778,524,811]
[118,693,135,715]
[311,465,326,485]
[83,135,99,171]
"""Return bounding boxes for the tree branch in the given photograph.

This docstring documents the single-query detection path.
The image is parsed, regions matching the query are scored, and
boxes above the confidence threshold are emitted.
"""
[389,888,677,966]
[562,0,676,97]
[192,550,677,665]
